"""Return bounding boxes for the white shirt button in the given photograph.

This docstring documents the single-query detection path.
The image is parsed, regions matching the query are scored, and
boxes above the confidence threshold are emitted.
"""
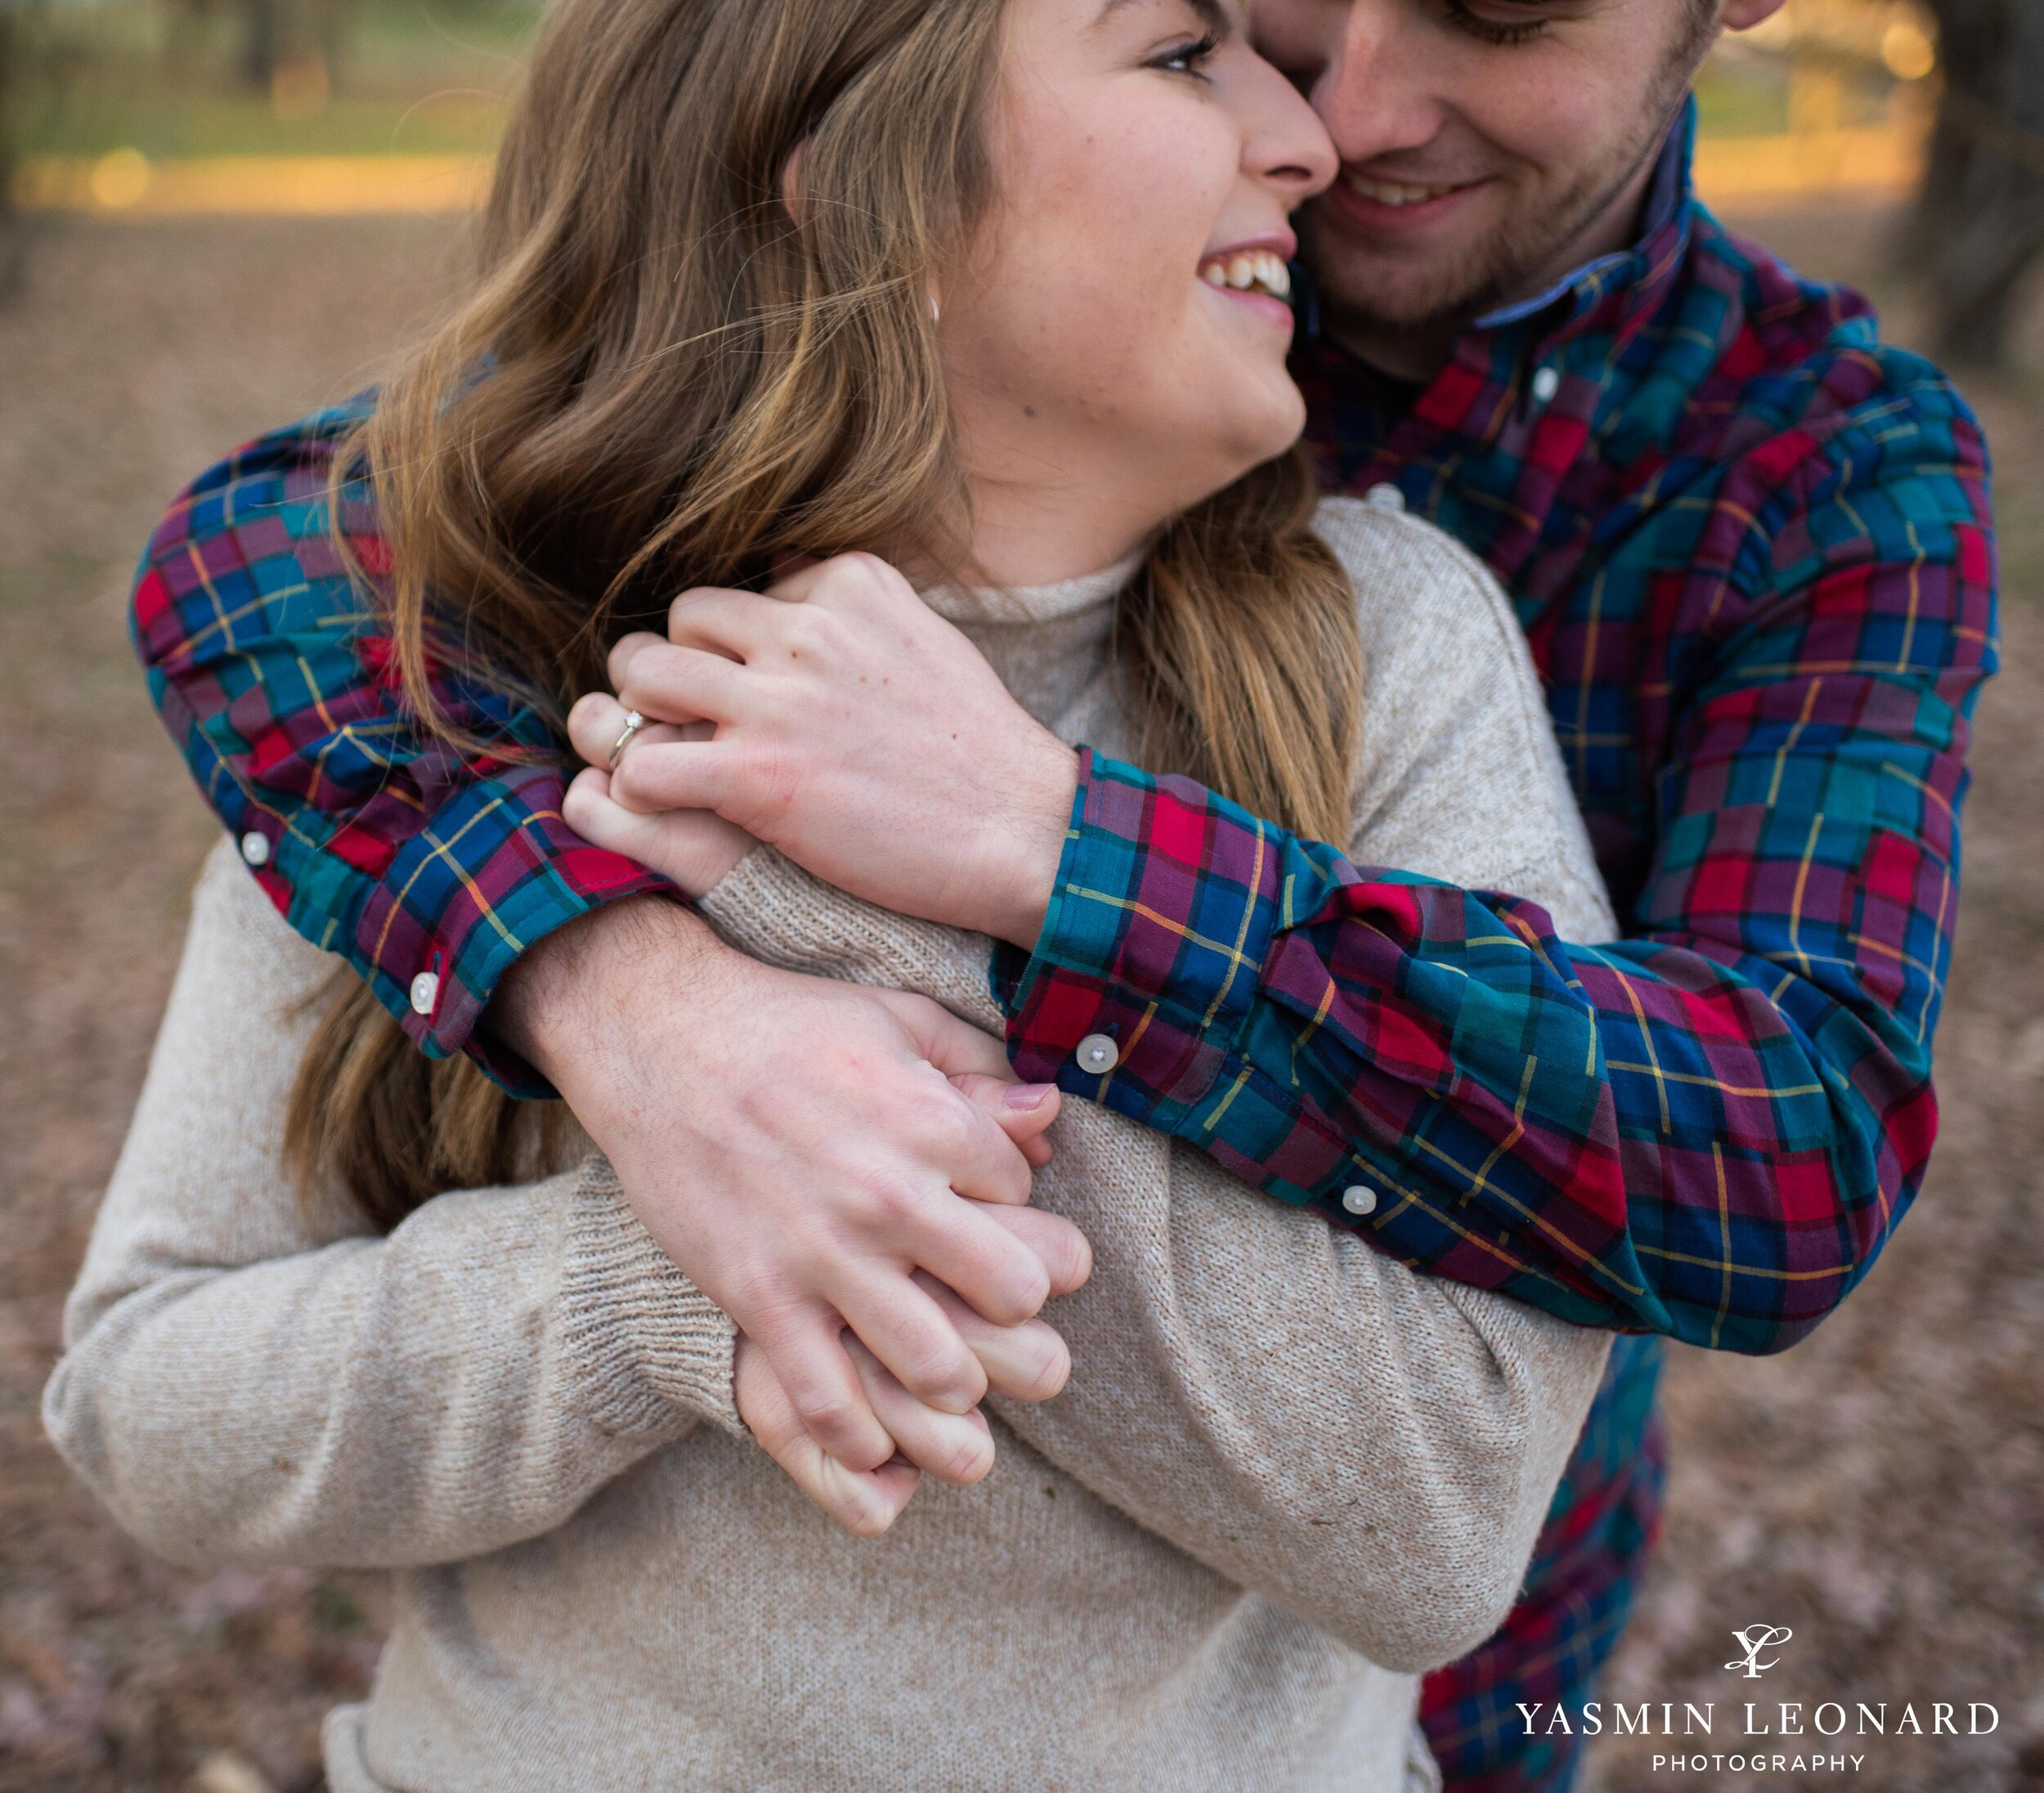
[1364,482,1406,513]
[1530,366,1561,405]
[1075,1033,1120,1075]
[239,831,271,867]
[1341,1185,1378,1217]
[409,972,441,1017]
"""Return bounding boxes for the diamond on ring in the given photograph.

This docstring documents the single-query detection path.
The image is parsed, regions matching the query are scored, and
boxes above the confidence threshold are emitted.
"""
[607,710,647,769]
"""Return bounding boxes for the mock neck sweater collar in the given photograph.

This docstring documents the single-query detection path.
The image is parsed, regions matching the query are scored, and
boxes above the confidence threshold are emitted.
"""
[919,547,1145,626]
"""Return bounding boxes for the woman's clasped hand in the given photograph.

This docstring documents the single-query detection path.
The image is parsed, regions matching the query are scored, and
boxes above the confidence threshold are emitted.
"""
[493,882,1092,1536]
[563,551,1080,946]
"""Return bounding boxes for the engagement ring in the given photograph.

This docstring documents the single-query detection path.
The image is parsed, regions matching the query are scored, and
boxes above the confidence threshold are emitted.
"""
[607,710,647,769]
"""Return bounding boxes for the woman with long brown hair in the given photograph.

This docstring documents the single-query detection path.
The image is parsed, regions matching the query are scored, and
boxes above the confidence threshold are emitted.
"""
[49,0,1616,1786]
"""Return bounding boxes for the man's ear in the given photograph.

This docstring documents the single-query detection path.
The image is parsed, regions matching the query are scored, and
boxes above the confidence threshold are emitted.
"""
[1720,0,1789,32]
[779,140,811,228]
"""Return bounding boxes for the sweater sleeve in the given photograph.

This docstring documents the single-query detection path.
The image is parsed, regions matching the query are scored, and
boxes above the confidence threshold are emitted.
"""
[988,1159,1611,1674]
[42,841,739,1572]
[689,531,1617,1673]
[703,834,1611,1676]
[978,545,1616,1670]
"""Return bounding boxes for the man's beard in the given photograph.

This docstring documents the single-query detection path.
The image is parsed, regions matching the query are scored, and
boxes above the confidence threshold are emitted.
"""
[1302,144,1655,342]
[1307,8,1715,347]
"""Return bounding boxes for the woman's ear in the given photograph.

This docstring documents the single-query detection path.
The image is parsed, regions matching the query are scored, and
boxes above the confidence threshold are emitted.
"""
[779,140,810,228]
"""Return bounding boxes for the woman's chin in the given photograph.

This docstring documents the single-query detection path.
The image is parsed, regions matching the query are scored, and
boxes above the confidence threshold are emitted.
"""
[1150,356,1307,473]
[1198,384,1309,478]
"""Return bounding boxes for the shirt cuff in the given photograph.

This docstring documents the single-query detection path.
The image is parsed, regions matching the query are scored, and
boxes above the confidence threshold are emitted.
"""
[994,748,1287,1123]
[330,765,689,1097]
[558,1155,742,1439]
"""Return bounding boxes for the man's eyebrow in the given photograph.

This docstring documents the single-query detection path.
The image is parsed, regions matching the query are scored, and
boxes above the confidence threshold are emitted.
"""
[1096,0,1230,33]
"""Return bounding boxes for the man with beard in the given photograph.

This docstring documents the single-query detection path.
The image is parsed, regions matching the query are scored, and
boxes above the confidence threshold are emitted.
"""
[128,2,1995,1787]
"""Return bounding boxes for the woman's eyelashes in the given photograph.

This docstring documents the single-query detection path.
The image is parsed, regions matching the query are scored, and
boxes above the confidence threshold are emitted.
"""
[1149,31,1221,78]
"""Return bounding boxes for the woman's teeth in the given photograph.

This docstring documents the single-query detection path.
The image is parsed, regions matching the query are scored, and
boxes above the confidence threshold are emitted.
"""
[1343,173,1460,208]
[1199,249,1292,301]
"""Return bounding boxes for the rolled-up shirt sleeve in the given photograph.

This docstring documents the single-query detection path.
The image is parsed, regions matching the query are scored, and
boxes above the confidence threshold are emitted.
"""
[1000,401,1996,1356]
[130,402,683,1094]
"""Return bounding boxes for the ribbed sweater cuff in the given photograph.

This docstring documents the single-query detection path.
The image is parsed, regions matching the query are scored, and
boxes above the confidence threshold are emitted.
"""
[561,1156,742,1439]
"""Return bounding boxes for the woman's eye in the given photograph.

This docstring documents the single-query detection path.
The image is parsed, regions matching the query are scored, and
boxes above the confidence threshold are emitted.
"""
[1151,32,1220,77]
[1442,1,1550,45]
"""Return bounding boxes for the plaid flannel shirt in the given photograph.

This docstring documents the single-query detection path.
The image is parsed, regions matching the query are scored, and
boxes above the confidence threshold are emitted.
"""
[129,110,1993,1793]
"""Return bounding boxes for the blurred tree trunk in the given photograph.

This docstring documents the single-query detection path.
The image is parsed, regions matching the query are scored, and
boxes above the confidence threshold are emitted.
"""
[240,0,281,89]
[0,3,24,303]
[1910,0,2044,365]
[230,0,353,98]
[163,0,355,99]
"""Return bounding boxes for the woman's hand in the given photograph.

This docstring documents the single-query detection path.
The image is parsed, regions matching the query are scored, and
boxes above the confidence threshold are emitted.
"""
[566,554,1080,949]
[494,898,1091,1474]
[562,709,756,899]
[736,1333,926,1536]
[563,744,756,899]
[737,1279,1074,1537]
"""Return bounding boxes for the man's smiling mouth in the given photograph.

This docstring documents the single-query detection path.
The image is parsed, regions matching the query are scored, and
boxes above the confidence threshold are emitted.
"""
[1342,173,1475,208]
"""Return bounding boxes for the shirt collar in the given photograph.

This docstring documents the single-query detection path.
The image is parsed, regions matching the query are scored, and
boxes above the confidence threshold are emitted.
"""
[1471,95,1694,331]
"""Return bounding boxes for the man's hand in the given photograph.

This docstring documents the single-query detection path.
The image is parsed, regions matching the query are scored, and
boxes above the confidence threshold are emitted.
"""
[565,553,1080,949]
[491,896,1091,1473]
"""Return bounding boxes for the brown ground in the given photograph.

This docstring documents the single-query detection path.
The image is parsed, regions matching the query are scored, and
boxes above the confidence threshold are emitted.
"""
[0,207,2037,1793]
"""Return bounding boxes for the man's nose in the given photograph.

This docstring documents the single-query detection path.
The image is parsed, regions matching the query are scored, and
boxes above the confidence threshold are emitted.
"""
[1309,2,1450,167]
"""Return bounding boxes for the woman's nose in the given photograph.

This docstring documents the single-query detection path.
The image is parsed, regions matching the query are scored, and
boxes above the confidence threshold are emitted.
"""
[1243,53,1340,201]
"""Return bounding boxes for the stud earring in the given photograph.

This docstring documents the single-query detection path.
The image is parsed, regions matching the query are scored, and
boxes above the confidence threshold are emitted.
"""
[929,294,941,325]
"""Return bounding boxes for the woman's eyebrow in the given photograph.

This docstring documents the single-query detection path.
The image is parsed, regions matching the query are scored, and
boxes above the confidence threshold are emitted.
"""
[1095,0,1230,33]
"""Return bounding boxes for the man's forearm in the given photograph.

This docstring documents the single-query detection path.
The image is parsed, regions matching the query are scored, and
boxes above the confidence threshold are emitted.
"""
[998,751,1947,1355]
[132,406,685,1093]
[489,894,726,1093]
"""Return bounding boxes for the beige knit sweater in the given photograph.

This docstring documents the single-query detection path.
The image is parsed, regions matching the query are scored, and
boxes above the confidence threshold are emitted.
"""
[47,496,1616,1793]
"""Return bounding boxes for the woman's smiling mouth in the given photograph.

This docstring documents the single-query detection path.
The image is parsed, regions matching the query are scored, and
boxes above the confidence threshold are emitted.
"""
[1198,246,1293,300]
